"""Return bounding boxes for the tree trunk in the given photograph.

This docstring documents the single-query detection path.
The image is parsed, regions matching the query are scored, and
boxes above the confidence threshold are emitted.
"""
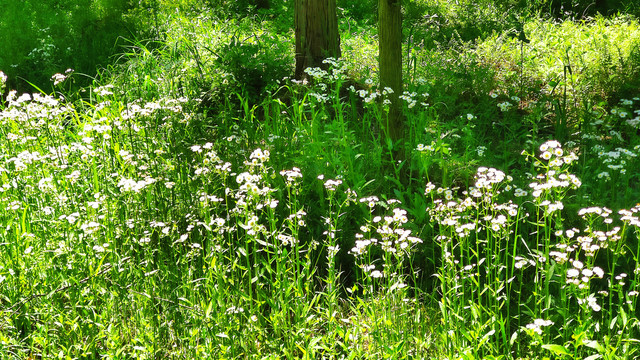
[379,0,404,143]
[294,0,341,80]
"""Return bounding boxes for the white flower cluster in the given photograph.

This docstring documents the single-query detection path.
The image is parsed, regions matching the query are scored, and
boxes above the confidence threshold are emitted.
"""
[525,318,554,335]
[236,172,269,195]
[612,98,640,128]
[280,167,302,185]
[577,293,601,312]
[565,260,604,288]
[7,150,43,172]
[593,146,637,177]
[539,140,578,166]
[94,84,114,97]
[428,166,526,245]
[239,215,265,236]
[0,70,7,92]
[191,142,229,177]
[80,221,101,235]
[378,208,421,251]
[118,176,156,193]
[514,256,536,269]
[539,200,564,215]
[351,204,422,258]
[321,57,348,81]
[513,187,528,197]
[50,69,73,86]
[578,206,612,219]
[303,67,328,79]
[351,87,379,104]
[120,97,187,121]
[619,205,640,227]
[318,175,342,192]
[416,141,437,153]
[424,182,436,195]
[527,141,581,198]
[359,195,379,209]
[1,91,72,132]
[497,101,513,112]
[244,148,270,168]
[399,91,418,109]
[286,209,307,229]
[308,92,329,103]
[83,121,113,140]
[474,167,506,190]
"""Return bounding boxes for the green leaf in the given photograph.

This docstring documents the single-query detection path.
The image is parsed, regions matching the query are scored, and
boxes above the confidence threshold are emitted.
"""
[205,300,214,318]
[308,336,322,349]
[542,344,570,356]
[478,329,495,347]
[21,205,29,235]
[582,339,604,352]
[546,263,556,280]
[393,188,405,203]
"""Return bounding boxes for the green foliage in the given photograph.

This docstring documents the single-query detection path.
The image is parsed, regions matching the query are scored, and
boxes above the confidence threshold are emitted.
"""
[339,0,377,26]
[529,0,640,18]
[1,2,640,359]
[475,15,640,136]
[0,0,138,92]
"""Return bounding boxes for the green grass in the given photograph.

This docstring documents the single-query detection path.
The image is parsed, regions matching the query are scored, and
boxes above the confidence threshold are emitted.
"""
[1,2,640,359]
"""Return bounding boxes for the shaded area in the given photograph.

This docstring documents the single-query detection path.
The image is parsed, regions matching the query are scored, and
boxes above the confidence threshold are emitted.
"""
[0,0,139,93]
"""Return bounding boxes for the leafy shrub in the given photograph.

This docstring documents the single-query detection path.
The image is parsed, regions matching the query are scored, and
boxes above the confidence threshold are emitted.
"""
[531,0,640,18]
[213,33,292,108]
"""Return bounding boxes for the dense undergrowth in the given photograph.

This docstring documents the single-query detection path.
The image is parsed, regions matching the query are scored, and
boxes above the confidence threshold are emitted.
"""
[1,1,640,359]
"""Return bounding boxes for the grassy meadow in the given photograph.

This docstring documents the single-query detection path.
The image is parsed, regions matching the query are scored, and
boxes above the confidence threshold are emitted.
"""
[1,1,640,358]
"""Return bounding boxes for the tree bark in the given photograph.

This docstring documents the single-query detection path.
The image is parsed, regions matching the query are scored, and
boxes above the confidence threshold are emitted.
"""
[379,0,404,143]
[294,0,341,80]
